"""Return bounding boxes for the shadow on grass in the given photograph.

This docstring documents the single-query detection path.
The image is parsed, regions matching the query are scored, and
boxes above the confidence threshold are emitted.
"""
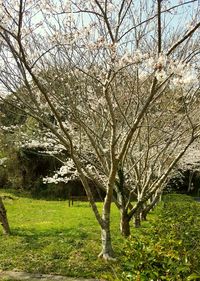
[8,227,89,251]
[0,188,32,198]
[0,188,68,201]
[11,227,88,237]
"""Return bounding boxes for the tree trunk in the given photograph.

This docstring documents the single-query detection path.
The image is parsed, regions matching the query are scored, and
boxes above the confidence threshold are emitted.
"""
[141,192,161,221]
[0,197,11,235]
[134,209,141,228]
[141,210,147,221]
[120,210,131,237]
[98,222,115,260]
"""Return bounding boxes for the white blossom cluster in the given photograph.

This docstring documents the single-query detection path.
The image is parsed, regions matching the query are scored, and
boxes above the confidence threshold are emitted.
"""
[21,136,66,155]
[22,140,50,149]
[0,157,7,166]
[117,49,149,69]
[144,54,199,86]
[43,159,79,184]
[170,61,199,86]
[0,125,21,132]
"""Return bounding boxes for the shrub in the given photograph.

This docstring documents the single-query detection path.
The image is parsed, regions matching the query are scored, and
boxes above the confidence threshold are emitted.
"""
[31,179,68,200]
[120,195,200,281]
[162,193,194,203]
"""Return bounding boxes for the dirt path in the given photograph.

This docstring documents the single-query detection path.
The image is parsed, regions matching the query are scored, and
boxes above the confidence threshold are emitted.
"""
[0,271,103,281]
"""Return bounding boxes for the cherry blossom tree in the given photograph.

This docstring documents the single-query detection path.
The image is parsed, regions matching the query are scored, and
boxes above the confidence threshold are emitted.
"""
[0,0,200,258]
[117,84,200,235]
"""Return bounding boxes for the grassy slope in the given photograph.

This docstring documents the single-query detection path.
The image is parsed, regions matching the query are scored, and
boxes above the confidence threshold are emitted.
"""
[0,190,123,279]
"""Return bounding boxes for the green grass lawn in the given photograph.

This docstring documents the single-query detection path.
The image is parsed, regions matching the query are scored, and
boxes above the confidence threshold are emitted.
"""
[0,190,124,280]
[2,191,199,281]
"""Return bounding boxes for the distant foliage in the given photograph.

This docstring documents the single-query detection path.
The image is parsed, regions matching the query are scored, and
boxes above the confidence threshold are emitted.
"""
[165,169,200,196]
[0,97,27,127]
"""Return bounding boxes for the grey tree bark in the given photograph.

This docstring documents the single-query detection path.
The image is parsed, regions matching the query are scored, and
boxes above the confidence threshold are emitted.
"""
[120,210,131,237]
[0,197,11,235]
[141,192,161,221]
[99,220,115,260]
